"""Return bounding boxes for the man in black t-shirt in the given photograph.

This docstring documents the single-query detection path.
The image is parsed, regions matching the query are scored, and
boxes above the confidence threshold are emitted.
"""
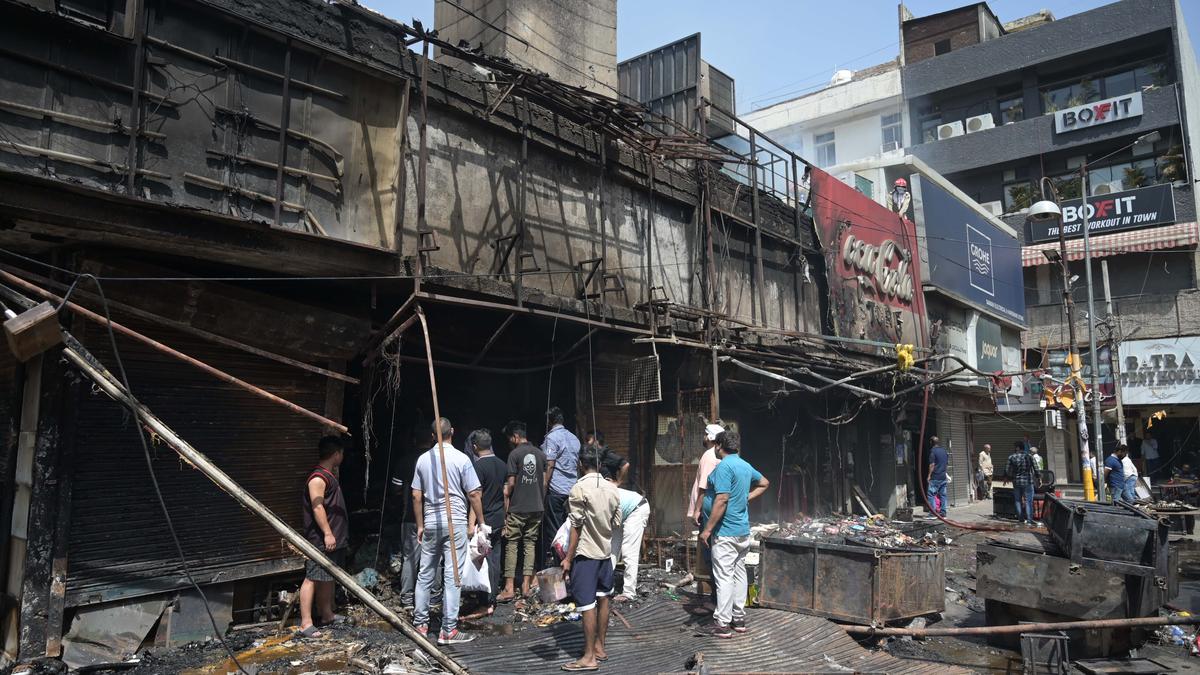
[498,420,546,603]
[470,429,507,613]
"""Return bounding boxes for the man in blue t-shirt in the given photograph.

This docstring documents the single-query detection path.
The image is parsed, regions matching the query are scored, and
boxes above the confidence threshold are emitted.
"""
[926,436,949,517]
[700,431,770,638]
[1104,445,1129,503]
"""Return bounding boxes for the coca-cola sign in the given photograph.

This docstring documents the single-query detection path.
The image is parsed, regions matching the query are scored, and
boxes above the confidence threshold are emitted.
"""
[811,169,925,353]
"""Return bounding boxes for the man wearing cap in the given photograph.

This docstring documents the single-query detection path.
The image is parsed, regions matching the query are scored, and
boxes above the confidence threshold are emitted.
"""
[689,422,725,613]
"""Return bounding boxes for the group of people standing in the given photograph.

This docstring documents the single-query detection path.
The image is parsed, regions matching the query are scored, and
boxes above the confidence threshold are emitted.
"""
[294,415,772,671]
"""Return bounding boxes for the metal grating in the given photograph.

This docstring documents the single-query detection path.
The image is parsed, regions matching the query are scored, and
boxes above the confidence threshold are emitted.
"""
[445,598,968,674]
[614,355,661,405]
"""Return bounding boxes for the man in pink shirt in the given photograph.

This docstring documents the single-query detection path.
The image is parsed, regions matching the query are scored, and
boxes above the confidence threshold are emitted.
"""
[690,424,726,525]
[689,423,725,614]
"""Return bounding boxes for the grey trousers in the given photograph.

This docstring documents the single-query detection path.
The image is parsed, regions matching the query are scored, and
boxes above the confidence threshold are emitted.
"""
[710,535,752,626]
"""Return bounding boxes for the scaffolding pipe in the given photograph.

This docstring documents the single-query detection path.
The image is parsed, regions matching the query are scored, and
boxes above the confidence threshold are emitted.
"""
[415,306,462,586]
[58,340,469,675]
[844,614,1200,637]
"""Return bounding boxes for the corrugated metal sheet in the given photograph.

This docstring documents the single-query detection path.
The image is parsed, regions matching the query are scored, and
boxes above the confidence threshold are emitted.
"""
[619,34,701,135]
[66,318,327,605]
[445,599,968,674]
[937,409,971,507]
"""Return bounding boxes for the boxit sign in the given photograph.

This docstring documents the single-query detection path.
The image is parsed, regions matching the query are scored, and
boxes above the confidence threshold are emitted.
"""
[1026,183,1175,243]
[1054,92,1142,134]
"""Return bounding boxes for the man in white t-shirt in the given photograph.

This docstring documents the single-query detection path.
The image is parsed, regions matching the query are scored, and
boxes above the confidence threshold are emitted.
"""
[1122,453,1141,503]
[411,417,485,645]
[1142,433,1160,477]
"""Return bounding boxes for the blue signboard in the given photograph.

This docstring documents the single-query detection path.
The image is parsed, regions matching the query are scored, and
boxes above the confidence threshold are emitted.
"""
[916,176,1027,326]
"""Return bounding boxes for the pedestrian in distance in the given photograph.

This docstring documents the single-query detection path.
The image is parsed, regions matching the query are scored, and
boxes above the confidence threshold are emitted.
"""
[468,429,506,616]
[977,444,994,500]
[926,436,949,518]
[1121,448,1141,503]
[1142,432,1160,477]
[298,435,349,638]
[498,420,546,604]
[411,417,485,645]
[543,406,582,567]
[1105,445,1129,504]
[559,445,622,672]
[699,431,770,639]
[603,452,649,601]
[1004,440,1038,525]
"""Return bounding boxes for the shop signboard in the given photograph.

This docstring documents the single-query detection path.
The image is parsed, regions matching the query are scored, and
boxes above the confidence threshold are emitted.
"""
[1119,336,1200,405]
[975,315,1003,374]
[1026,183,1175,243]
[1053,92,1143,134]
[916,177,1026,326]
[810,168,925,354]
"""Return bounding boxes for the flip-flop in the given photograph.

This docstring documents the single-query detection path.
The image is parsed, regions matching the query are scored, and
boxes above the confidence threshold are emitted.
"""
[296,625,322,638]
[561,663,599,672]
[596,655,610,662]
[317,614,347,627]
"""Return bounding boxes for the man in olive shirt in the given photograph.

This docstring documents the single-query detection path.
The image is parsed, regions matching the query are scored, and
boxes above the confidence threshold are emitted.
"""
[560,446,621,672]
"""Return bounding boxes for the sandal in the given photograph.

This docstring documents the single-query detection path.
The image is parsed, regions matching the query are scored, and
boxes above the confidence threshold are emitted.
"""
[561,663,599,672]
[296,625,323,638]
[316,614,347,627]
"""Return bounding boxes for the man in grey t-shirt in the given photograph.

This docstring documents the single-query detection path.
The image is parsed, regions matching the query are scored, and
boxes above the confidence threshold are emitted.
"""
[411,417,484,645]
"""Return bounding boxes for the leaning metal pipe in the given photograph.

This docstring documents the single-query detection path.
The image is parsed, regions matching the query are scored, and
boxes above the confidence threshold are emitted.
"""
[844,614,1200,637]
[60,341,470,675]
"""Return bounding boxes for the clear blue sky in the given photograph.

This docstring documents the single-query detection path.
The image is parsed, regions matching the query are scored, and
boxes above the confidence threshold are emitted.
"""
[361,0,1200,112]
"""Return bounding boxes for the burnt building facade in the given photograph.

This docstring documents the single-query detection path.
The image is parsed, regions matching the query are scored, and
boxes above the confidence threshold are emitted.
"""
[0,0,925,665]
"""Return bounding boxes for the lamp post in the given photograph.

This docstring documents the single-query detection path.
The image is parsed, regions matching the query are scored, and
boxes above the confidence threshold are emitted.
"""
[1028,129,1160,504]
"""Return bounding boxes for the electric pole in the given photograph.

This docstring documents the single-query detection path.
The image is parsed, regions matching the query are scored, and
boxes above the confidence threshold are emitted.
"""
[1102,260,1127,445]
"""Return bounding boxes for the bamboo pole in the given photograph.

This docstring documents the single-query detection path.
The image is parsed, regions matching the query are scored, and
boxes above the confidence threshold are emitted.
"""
[0,270,347,433]
[844,614,1200,637]
[57,339,469,675]
[415,305,461,586]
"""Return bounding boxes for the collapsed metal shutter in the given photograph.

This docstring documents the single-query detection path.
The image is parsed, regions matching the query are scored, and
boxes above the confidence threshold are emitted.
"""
[66,319,326,606]
[971,413,1047,481]
[936,409,971,507]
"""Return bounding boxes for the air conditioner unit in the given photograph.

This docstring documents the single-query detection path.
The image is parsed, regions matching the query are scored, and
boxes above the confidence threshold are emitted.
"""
[881,140,901,153]
[965,113,995,133]
[937,121,965,140]
[1092,181,1123,195]
[980,200,1004,216]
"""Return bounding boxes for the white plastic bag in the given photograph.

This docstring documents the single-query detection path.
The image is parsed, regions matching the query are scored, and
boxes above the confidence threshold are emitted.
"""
[469,526,492,563]
[552,520,571,560]
[461,556,490,593]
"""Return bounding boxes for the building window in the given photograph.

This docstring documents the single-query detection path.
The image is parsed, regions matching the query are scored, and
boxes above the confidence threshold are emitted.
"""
[918,105,942,143]
[935,39,951,56]
[814,131,836,167]
[1050,174,1083,200]
[999,95,1024,124]
[1002,181,1032,213]
[1087,158,1159,194]
[1041,60,1169,113]
[881,113,902,151]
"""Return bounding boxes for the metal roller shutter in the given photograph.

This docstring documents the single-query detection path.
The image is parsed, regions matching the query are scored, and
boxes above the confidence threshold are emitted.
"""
[66,319,327,606]
[971,413,1048,480]
[937,409,971,507]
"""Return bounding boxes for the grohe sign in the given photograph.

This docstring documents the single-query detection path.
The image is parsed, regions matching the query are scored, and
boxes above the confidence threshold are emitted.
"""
[1053,92,1143,134]
[1027,183,1176,243]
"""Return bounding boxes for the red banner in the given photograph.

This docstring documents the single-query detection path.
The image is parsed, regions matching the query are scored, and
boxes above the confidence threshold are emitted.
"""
[809,169,926,352]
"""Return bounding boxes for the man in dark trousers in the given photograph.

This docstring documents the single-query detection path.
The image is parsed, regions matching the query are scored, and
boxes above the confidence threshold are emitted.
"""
[926,436,949,518]
[1004,440,1038,525]
[498,420,545,603]
[469,429,506,616]
[299,436,348,638]
[542,406,581,566]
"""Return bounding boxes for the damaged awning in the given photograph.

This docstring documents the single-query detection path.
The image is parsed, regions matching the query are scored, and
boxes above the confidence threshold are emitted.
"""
[1021,221,1199,267]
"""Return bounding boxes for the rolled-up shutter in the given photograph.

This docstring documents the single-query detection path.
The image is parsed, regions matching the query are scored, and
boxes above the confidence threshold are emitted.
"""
[66,319,327,606]
[937,409,971,507]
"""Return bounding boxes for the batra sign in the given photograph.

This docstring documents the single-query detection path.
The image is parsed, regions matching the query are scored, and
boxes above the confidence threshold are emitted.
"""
[841,234,915,304]
[1054,92,1142,134]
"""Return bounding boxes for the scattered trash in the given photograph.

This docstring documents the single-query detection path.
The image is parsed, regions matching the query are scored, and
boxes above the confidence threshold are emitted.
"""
[762,515,948,550]
[665,558,674,573]
[355,567,380,590]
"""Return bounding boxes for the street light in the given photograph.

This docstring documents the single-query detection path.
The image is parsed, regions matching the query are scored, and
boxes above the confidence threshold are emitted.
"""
[1029,129,1161,503]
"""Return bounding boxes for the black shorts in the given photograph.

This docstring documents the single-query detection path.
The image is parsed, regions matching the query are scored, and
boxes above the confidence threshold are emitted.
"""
[569,556,614,612]
[305,548,346,582]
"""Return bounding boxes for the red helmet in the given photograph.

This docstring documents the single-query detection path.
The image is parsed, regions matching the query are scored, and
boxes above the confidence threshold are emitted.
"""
[894,178,908,188]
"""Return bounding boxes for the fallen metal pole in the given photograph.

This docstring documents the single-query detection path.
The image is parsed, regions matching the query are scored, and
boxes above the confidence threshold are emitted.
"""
[415,305,461,586]
[844,614,1200,637]
[59,340,470,675]
[0,269,348,433]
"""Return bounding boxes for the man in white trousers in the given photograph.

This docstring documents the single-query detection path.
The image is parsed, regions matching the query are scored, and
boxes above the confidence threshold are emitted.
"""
[605,455,649,601]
